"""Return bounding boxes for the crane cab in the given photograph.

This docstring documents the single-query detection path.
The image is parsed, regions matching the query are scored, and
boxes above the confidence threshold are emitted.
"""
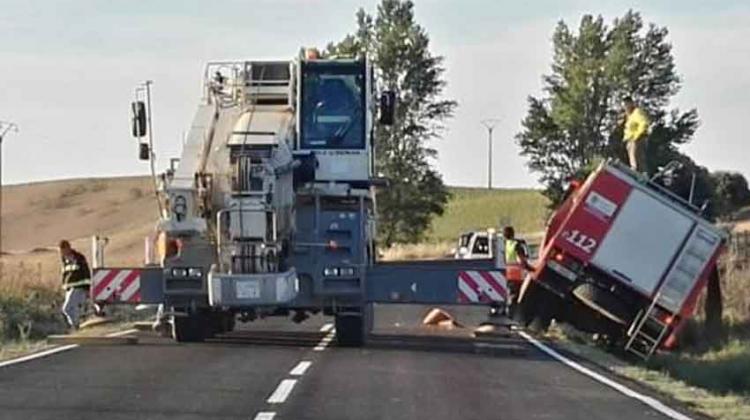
[296,59,374,185]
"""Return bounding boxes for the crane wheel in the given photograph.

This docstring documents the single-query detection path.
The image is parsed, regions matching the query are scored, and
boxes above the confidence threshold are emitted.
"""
[172,313,208,343]
[334,311,364,347]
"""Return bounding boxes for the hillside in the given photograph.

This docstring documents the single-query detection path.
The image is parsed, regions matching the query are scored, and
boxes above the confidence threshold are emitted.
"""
[1,176,158,285]
[427,187,549,242]
[0,178,549,275]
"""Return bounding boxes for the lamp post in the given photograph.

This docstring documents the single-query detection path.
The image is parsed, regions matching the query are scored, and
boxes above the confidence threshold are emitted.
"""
[480,118,500,190]
[0,121,18,260]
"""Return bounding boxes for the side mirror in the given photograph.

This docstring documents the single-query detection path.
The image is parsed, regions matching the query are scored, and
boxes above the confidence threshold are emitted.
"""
[131,101,147,138]
[139,143,150,161]
[379,91,396,126]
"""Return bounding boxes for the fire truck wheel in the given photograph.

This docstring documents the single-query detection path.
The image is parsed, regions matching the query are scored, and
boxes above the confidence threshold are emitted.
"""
[335,311,364,347]
[517,280,555,333]
[172,313,208,343]
[528,312,552,333]
[572,284,629,326]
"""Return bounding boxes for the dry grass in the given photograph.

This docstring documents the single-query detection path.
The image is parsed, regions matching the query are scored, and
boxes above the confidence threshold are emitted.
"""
[380,242,454,261]
[720,260,750,323]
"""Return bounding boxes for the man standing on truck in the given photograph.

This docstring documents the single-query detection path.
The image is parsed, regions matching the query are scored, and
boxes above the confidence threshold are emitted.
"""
[622,96,650,173]
[59,240,92,330]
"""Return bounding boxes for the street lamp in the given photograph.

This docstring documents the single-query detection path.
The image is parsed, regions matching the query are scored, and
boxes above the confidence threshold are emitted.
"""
[0,121,19,259]
[481,118,500,190]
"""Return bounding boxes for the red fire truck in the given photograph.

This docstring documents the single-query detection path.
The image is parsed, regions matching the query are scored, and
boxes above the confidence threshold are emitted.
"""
[518,160,727,359]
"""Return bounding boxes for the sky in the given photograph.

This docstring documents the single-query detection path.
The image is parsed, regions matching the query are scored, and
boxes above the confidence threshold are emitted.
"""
[1,0,749,188]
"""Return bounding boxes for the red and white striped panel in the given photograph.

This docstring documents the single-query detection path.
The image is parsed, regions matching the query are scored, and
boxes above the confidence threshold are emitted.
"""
[457,271,508,304]
[91,269,142,304]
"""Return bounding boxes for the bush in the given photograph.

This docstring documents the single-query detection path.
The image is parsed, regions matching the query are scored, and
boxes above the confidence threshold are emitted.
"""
[0,290,64,341]
[0,261,66,341]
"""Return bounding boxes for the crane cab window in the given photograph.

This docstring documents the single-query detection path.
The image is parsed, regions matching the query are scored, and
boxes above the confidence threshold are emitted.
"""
[300,61,366,150]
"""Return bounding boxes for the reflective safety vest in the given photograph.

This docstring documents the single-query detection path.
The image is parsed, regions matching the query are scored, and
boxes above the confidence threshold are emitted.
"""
[505,239,519,264]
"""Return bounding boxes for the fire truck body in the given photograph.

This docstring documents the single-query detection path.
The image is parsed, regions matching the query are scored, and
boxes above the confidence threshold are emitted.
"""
[522,161,726,358]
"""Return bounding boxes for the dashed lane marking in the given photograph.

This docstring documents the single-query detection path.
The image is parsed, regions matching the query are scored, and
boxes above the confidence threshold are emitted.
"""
[253,412,276,420]
[518,331,693,420]
[313,330,336,351]
[289,360,312,376]
[0,328,140,369]
[267,379,298,404]
[319,323,334,332]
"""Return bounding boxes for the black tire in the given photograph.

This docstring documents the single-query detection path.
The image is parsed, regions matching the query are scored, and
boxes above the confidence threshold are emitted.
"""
[335,312,364,347]
[528,310,552,333]
[517,279,555,333]
[515,279,540,326]
[172,313,208,343]
[572,283,630,326]
[210,312,235,335]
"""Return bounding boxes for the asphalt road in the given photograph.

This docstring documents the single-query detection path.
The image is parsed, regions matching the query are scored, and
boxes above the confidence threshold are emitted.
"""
[0,305,696,420]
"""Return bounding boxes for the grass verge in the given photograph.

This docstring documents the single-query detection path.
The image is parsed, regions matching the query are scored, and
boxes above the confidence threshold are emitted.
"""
[547,322,750,420]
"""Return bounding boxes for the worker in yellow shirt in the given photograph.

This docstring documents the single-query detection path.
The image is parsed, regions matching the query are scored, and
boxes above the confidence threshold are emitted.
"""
[622,97,650,173]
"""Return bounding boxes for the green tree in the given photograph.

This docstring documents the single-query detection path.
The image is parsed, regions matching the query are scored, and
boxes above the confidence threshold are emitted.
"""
[327,0,456,245]
[711,171,750,218]
[516,11,699,205]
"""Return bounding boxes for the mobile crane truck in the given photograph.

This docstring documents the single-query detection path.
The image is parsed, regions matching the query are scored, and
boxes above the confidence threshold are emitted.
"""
[517,161,727,359]
[90,52,510,345]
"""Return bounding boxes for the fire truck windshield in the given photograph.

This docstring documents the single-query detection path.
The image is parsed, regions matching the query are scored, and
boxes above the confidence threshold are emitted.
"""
[300,61,366,150]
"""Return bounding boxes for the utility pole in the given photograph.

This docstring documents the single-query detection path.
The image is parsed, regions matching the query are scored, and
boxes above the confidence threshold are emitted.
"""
[481,118,500,190]
[0,121,18,262]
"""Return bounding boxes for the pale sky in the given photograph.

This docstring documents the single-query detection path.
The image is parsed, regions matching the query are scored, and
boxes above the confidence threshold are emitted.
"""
[1,0,748,188]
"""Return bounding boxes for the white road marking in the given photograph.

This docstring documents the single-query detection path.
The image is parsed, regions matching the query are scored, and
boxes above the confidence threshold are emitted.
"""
[319,323,333,332]
[0,328,140,369]
[0,344,79,369]
[518,331,693,420]
[289,360,312,376]
[313,330,336,351]
[267,379,297,404]
[253,412,276,420]
[106,329,139,337]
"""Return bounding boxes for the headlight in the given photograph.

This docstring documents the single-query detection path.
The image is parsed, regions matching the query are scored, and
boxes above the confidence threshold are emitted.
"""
[188,268,203,278]
[171,268,188,278]
[340,267,355,276]
[323,267,339,277]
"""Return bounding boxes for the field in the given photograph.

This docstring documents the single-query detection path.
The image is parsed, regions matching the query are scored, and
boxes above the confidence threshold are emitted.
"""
[1,175,749,415]
[426,187,549,242]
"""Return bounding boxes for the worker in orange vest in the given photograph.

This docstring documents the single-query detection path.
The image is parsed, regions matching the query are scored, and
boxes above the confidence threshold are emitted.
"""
[503,226,533,299]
